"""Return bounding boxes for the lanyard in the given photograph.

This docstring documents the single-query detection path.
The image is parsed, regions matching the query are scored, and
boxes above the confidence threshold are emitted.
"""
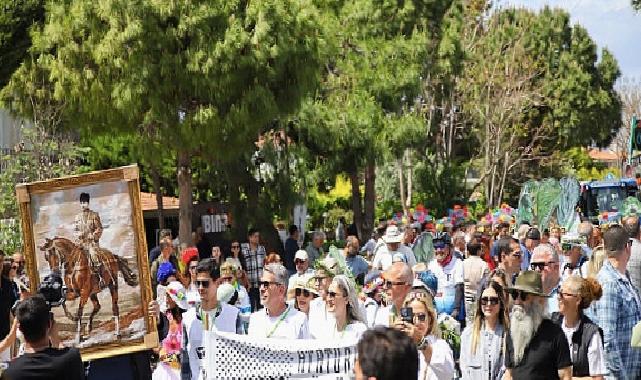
[266,306,291,338]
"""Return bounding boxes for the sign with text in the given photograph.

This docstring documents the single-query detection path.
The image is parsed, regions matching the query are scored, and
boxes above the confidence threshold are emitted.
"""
[201,214,228,233]
[203,329,357,379]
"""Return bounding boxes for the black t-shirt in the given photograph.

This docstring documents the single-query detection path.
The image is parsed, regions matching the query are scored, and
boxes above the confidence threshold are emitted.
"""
[505,319,572,380]
[0,277,18,339]
[2,347,85,380]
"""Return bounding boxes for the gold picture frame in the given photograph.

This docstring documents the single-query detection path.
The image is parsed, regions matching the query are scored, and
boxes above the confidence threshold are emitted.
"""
[16,165,158,361]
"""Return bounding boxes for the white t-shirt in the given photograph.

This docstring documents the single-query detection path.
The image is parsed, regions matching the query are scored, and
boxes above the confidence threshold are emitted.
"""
[428,257,464,315]
[561,320,606,376]
[248,305,310,339]
[372,245,417,271]
[418,335,455,380]
[318,320,368,341]
[183,303,240,380]
[364,298,380,327]
[373,305,393,327]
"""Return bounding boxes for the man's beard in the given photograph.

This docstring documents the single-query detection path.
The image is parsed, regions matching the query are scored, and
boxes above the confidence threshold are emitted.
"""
[509,301,547,365]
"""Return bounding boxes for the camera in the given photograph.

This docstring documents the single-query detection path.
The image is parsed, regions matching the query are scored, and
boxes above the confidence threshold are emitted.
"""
[400,307,414,324]
[38,273,66,308]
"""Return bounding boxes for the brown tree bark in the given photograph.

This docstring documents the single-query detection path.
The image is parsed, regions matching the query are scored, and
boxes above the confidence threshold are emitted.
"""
[151,166,165,229]
[349,168,364,240]
[363,160,376,240]
[177,150,193,247]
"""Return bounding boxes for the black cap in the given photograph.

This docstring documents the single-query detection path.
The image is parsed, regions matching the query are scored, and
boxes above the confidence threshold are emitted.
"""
[526,228,541,240]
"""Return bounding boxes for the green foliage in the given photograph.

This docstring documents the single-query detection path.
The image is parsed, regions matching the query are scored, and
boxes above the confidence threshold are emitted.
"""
[560,148,620,181]
[0,124,87,254]
[0,0,45,88]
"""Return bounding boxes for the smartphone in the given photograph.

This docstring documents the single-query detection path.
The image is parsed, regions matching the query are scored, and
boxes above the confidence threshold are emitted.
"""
[400,307,414,324]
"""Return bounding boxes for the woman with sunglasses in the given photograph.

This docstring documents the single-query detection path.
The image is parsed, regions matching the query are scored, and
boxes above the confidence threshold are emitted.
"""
[322,275,368,341]
[395,293,455,380]
[287,275,318,315]
[460,281,509,380]
[224,240,247,270]
[552,275,605,379]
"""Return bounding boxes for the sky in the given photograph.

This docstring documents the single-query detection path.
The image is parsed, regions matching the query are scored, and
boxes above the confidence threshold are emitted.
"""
[502,0,641,79]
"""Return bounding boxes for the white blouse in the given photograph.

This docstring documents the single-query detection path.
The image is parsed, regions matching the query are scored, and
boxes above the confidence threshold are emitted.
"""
[418,335,455,380]
[561,320,606,376]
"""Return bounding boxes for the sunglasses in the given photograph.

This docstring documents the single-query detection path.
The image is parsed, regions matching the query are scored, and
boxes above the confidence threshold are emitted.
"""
[509,290,529,301]
[480,296,500,306]
[231,245,240,249]
[558,292,578,299]
[295,288,313,297]
[414,313,427,322]
[530,261,556,271]
[327,291,345,298]
[259,280,281,288]
[295,259,307,264]
[195,280,210,288]
[384,280,407,289]
[11,265,19,270]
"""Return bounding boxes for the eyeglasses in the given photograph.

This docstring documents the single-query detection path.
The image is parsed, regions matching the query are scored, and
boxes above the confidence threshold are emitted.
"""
[480,296,500,306]
[259,281,281,288]
[295,288,313,297]
[509,290,529,301]
[195,280,210,288]
[413,313,427,322]
[384,280,407,289]
[295,259,307,264]
[189,265,198,271]
[530,261,557,271]
[558,292,578,299]
[327,291,345,299]
[231,245,240,249]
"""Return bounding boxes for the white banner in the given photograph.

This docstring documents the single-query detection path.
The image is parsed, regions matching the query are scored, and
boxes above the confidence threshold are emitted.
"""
[203,330,357,379]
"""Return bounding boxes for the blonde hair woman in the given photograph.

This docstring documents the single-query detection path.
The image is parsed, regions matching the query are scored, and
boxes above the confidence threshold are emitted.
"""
[586,246,606,279]
[395,293,454,380]
[553,275,605,379]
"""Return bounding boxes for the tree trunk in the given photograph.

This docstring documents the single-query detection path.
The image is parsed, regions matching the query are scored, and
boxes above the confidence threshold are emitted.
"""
[177,150,193,247]
[398,158,407,216]
[363,160,376,240]
[151,167,165,229]
[406,154,412,210]
[349,168,364,240]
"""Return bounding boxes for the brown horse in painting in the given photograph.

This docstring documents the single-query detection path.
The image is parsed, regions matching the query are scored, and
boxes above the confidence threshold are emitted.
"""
[39,237,138,343]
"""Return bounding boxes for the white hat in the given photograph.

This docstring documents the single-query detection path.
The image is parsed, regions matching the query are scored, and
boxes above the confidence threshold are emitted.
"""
[294,250,309,261]
[166,281,188,310]
[382,226,403,244]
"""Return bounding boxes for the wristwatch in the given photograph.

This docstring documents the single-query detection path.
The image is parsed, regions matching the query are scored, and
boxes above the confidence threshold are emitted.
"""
[416,335,429,350]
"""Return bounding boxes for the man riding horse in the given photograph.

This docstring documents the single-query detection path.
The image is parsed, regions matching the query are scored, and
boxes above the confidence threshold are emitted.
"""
[75,193,103,279]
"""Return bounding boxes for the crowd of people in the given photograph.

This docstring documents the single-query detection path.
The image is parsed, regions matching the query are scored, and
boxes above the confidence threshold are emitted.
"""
[1,214,641,380]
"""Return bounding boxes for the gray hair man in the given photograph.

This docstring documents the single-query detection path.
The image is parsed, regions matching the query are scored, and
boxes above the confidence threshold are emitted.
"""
[622,216,641,293]
[248,263,310,339]
[593,225,641,380]
[530,243,561,313]
[505,271,571,379]
[305,231,326,265]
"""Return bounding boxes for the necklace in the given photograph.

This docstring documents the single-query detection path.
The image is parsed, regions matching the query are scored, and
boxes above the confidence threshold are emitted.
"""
[266,306,291,338]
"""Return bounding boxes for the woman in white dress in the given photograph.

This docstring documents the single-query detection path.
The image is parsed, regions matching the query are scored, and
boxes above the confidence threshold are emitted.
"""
[321,275,368,341]
[395,292,455,380]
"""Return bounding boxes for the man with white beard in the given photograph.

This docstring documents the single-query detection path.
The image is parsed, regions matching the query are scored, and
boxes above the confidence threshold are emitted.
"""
[504,271,572,380]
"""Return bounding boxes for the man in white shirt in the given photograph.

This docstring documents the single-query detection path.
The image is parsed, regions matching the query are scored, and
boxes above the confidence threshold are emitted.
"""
[560,232,589,281]
[288,250,313,291]
[248,263,310,339]
[372,226,417,271]
[183,258,242,380]
[374,262,413,327]
[428,232,464,320]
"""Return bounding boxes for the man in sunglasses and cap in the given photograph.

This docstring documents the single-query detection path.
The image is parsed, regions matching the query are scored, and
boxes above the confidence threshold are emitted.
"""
[427,232,464,321]
[505,270,572,380]
[559,232,589,281]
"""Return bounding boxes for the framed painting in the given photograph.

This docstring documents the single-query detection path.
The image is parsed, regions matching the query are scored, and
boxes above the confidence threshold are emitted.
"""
[16,165,158,361]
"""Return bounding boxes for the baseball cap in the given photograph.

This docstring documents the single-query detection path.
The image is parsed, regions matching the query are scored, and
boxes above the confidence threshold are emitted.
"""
[294,250,308,261]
